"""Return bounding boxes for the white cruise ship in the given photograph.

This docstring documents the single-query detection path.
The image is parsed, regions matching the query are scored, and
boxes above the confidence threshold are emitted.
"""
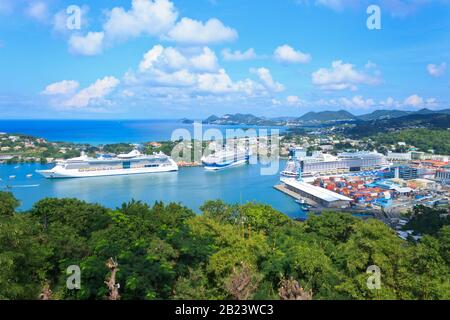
[201,146,251,171]
[37,150,178,179]
[280,157,299,178]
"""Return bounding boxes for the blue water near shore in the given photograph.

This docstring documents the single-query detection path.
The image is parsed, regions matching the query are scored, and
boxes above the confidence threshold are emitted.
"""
[0,120,303,218]
[0,120,285,145]
[0,162,306,219]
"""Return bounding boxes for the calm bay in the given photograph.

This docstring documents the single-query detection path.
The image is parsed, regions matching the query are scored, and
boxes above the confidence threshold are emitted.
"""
[0,120,303,218]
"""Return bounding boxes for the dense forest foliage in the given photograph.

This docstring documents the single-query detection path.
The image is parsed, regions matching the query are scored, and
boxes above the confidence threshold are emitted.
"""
[0,192,448,300]
[346,113,450,137]
[371,129,450,155]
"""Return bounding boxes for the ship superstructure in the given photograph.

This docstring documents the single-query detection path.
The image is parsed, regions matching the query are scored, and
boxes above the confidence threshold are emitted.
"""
[37,150,178,179]
[202,145,251,170]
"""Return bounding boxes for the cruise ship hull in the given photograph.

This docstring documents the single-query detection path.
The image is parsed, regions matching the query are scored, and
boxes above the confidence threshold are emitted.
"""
[38,167,178,179]
[37,165,178,179]
[203,159,247,171]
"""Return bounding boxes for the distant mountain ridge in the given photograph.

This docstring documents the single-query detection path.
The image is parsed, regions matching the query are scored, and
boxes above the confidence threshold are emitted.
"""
[346,112,450,137]
[183,113,286,126]
[298,110,356,122]
[189,108,450,126]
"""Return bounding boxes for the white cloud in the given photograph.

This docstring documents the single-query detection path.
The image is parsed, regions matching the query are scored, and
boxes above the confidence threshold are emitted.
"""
[251,67,285,92]
[62,0,178,56]
[427,63,447,77]
[274,45,311,64]
[286,95,304,106]
[222,48,257,61]
[404,94,424,107]
[315,95,375,109]
[103,0,178,41]
[64,76,120,108]
[196,69,236,94]
[312,60,381,91]
[339,95,375,109]
[43,76,120,109]
[139,45,218,73]
[53,5,90,34]
[69,32,104,56]
[271,99,282,106]
[118,45,289,108]
[379,97,401,108]
[131,45,270,96]
[25,1,48,22]
[314,0,355,11]
[190,47,219,72]
[42,80,80,95]
[365,61,377,69]
[167,17,237,44]
[64,0,237,54]
[403,94,439,108]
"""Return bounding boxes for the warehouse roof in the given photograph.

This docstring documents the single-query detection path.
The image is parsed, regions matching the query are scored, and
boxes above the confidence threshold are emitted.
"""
[281,178,353,203]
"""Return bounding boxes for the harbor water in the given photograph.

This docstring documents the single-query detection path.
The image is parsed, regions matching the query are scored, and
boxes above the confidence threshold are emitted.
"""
[0,161,308,219]
[0,120,285,145]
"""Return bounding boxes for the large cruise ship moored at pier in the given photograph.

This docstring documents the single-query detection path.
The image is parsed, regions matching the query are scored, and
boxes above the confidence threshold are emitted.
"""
[202,146,251,171]
[37,150,178,179]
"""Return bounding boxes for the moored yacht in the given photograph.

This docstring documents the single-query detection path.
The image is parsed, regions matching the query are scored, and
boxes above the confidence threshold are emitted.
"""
[37,150,178,179]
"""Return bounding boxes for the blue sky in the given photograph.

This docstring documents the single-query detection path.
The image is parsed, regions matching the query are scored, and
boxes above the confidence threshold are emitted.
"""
[0,0,449,119]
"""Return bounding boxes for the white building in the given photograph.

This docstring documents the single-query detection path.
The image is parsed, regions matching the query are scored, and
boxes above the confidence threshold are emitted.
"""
[299,151,388,176]
[387,152,412,162]
[281,178,352,208]
[435,165,450,185]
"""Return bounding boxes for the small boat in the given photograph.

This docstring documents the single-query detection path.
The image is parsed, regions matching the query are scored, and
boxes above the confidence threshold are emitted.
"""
[26,174,33,178]
[9,175,16,179]
[295,199,311,211]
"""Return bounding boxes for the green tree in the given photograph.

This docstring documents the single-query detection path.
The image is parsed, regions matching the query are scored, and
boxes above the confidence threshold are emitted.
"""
[0,215,50,299]
[30,198,112,237]
[0,192,20,217]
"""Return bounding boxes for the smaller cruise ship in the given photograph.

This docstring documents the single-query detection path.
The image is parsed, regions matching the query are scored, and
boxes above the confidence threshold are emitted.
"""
[280,157,315,179]
[202,146,251,171]
[37,150,178,179]
[280,157,300,178]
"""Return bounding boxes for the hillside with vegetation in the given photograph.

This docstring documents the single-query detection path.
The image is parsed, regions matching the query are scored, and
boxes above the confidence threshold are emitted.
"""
[0,192,448,300]
[371,129,450,155]
[346,113,450,137]
[0,133,84,163]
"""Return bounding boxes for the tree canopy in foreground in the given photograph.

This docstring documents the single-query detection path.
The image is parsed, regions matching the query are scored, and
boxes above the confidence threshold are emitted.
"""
[0,192,448,300]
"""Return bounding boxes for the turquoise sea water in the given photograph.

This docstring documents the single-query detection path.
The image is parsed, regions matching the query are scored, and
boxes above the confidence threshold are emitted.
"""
[0,120,302,217]
[0,161,307,219]
[0,120,285,145]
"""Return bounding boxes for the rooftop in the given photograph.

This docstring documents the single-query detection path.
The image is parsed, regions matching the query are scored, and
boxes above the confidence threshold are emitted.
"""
[281,178,353,203]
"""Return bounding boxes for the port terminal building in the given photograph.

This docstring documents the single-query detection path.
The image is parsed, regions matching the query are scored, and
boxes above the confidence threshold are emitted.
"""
[295,151,388,176]
[280,178,353,208]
